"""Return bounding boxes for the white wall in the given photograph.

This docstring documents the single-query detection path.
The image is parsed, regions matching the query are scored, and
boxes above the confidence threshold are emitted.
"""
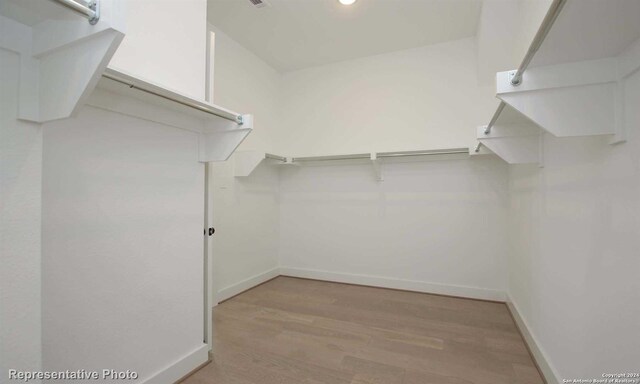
[278,38,496,156]
[513,0,553,65]
[207,26,281,301]
[209,161,280,302]
[507,68,640,380]
[476,0,521,86]
[0,46,42,382]
[475,0,552,85]
[41,106,207,382]
[210,25,281,151]
[109,0,207,100]
[279,156,509,301]
[207,26,512,302]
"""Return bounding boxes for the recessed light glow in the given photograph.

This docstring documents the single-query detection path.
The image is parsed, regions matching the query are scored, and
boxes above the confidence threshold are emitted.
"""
[339,0,357,5]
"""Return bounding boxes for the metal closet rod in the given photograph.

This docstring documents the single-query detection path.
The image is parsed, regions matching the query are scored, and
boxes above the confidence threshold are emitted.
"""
[102,72,243,124]
[377,148,469,158]
[293,153,371,162]
[484,101,506,134]
[51,0,100,24]
[265,148,470,163]
[265,153,287,162]
[510,0,567,86]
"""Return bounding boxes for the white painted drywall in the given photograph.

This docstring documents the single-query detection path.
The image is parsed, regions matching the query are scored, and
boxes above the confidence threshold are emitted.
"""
[206,27,511,302]
[476,0,521,86]
[277,38,496,156]
[278,156,509,300]
[0,47,43,383]
[206,25,281,301]
[513,0,553,65]
[41,105,206,381]
[507,70,640,380]
[209,25,281,151]
[109,0,207,100]
[209,160,280,302]
[475,0,552,85]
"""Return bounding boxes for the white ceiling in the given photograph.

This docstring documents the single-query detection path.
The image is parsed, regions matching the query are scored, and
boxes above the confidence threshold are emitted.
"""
[207,0,482,72]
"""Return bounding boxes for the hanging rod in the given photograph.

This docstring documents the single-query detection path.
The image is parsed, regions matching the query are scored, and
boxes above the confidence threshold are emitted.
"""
[265,153,287,162]
[292,153,371,162]
[474,142,483,153]
[484,101,506,134]
[101,70,243,124]
[50,0,100,25]
[510,0,567,86]
[377,148,469,158]
[291,148,469,163]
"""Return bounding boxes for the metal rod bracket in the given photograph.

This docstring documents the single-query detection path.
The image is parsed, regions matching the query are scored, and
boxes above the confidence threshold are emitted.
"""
[88,0,100,25]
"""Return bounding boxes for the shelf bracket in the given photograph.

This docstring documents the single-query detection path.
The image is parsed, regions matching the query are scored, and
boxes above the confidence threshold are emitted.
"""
[477,122,542,165]
[370,153,383,182]
[233,151,267,177]
[199,115,253,162]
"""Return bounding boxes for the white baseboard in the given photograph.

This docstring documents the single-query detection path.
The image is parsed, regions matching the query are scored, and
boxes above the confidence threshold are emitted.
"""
[506,295,561,384]
[216,267,280,303]
[141,344,209,384]
[279,267,506,302]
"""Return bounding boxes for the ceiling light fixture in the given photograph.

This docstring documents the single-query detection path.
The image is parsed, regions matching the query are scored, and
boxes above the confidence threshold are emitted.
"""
[338,0,357,5]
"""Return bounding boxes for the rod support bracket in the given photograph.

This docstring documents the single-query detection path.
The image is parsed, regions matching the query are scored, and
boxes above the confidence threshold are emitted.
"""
[509,70,521,86]
[88,0,100,25]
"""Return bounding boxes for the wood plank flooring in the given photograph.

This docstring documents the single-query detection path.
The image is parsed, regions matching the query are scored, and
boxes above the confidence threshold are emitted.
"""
[183,277,544,384]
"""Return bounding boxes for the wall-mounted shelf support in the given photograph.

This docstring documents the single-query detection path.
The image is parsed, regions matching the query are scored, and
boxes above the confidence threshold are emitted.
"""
[199,119,252,162]
[476,104,543,165]
[370,153,383,182]
[234,152,289,177]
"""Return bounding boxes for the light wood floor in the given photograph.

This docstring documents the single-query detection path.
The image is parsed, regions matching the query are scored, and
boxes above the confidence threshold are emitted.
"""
[183,277,544,384]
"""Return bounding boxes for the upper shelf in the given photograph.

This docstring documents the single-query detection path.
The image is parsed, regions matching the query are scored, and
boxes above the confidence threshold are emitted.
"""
[1,0,125,123]
[87,68,253,163]
[478,0,640,160]
[90,68,247,134]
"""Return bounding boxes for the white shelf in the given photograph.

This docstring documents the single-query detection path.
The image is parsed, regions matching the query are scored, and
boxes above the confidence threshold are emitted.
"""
[0,0,125,123]
[475,0,640,163]
[87,68,253,162]
[90,68,248,134]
